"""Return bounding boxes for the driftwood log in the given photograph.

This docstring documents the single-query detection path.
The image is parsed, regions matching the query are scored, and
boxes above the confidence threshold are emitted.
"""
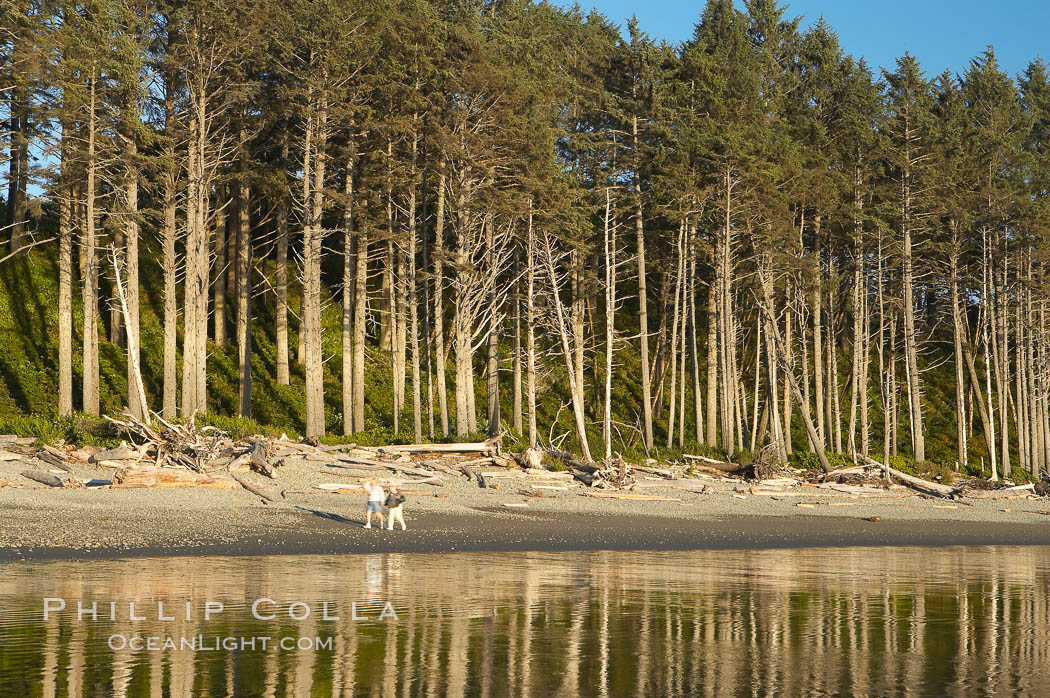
[858,456,960,498]
[232,473,283,503]
[112,466,239,490]
[379,440,499,456]
[21,470,66,487]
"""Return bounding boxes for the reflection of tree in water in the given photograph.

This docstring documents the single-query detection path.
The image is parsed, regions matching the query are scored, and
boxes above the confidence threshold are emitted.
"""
[7,547,1050,696]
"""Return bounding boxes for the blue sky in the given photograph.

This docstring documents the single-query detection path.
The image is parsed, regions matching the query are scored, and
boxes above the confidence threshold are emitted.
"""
[567,0,1049,79]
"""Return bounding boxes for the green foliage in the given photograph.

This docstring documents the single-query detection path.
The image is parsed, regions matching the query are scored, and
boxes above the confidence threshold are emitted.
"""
[787,451,854,472]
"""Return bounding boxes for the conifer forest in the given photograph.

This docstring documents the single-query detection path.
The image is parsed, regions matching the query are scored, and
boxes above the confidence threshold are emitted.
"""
[2,0,1050,479]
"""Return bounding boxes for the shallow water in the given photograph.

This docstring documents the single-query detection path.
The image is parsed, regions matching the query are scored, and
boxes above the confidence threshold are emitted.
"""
[1,546,1049,696]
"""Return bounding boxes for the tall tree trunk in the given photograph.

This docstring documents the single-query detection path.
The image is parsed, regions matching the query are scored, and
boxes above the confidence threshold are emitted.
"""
[486,217,500,439]
[901,160,925,462]
[949,225,968,470]
[705,274,718,447]
[352,222,368,433]
[633,115,653,453]
[342,156,354,435]
[688,229,703,446]
[124,134,142,419]
[666,222,684,449]
[212,191,227,347]
[408,130,422,443]
[109,227,124,346]
[303,94,327,437]
[275,138,290,385]
[512,252,523,435]
[603,188,615,459]
[757,258,830,473]
[526,201,538,449]
[161,82,178,419]
[433,169,449,436]
[82,72,99,416]
[981,228,997,479]
[453,194,472,438]
[719,165,736,455]
[235,144,252,419]
[812,215,825,449]
[58,120,73,417]
[541,234,593,462]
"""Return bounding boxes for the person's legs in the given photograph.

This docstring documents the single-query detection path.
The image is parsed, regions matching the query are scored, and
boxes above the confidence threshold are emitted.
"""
[365,501,382,528]
[392,505,405,530]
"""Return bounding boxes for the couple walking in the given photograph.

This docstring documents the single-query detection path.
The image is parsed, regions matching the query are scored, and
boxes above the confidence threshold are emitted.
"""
[363,479,407,530]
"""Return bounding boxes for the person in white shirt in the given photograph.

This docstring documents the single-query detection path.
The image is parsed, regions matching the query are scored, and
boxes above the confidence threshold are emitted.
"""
[363,479,386,529]
[385,487,407,530]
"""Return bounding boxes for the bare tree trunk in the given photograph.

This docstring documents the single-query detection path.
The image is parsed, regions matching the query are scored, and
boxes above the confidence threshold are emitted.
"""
[342,157,355,435]
[513,254,523,435]
[705,275,718,447]
[526,202,538,449]
[109,227,124,347]
[275,137,291,386]
[572,253,585,420]
[719,165,736,455]
[860,260,870,456]
[949,226,968,470]
[756,259,830,473]
[688,230,703,446]
[603,188,615,459]
[750,318,762,450]
[486,218,500,439]
[541,233,593,462]
[453,196,471,438]
[235,152,252,418]
[58,122,73,417]
[633,115,653,452]
[812,216,825,449]
[394,241,407,434]
[902,184,925,462]
[111,248,148,423]
[181,86,202,416]
[783,290,794,456]
[212,191,227,347]
[82,72,99,416]
[302,95,327,437]
[1027,254,1040,477]
[352,223,368,433]
[878,231,890,466]
[161,89,178,418]
[666,223,683,449]
[978,228,995,478]
[421,161,435,439]
[123,132,143,419]
[997,242,1011,477]
[848,241,863,461]
[408,131,423,443]
[433,169,449,436]
[677,289,687,450]
[829,261,842,454]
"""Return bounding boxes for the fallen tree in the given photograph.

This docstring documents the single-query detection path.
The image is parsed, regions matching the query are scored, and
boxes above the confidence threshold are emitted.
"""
[858,456,961,498]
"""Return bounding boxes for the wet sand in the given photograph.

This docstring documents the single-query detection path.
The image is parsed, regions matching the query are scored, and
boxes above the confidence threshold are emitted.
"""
[4,489,1050,563]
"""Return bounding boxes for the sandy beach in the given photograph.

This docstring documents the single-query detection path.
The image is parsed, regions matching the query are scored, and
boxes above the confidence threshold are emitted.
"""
[3,453,1050,562]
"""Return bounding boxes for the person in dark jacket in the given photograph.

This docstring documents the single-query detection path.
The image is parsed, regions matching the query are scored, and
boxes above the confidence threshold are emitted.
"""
[385,487,407,530]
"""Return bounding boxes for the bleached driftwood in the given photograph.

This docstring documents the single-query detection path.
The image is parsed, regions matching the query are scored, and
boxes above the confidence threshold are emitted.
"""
[232,473,282,503]
[112,466,239,490]
[21,470,66,487]
[859,456,960,498]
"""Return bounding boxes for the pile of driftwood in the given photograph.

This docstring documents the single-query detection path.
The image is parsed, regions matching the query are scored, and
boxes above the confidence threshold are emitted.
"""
[5,414,1048,506]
